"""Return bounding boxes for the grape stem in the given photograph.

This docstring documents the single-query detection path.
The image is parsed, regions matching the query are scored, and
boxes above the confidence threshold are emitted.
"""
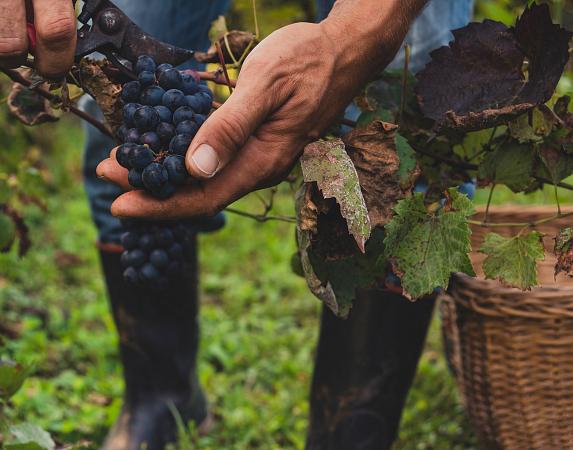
[195,70,237,88]
[0,67,113,138]
[225,207,296,223]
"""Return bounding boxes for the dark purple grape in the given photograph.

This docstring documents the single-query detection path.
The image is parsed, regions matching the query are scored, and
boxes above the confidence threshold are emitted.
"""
[129,145,155,170]
[181,73,199,95]
[153,182,176,199]
[139,234,155,252]
[155,228,174,247]
[140,86,166,106]
[156,122,176,144]
[140,131,162,152]
[121,231,139,250]
[198,84,214,99]
[140,263,160,282]
[121,81,141,103]
[154,105,172,123]
[169,134,192,156]
[134,106,160,131]
[128,168,144,188]
[162,89,186,111]
[116,143,137,169]
[176,120,198,137]
[196,93,213,114]
[142,162,168,190]
[168,243,184,260]
[123,267,139,284]
[122,103,140,127]
[117,124,129,142]
[150,249,169,268]
[184,94,202,112]
[125,128,141,144]
[138,70,156,87]
[156,63,173,77]
[194,114,206,127]
[173,106,195,125]
[164,154,188,186]
[159,68,183,90]
[123,249,146,268]
[135,55,157,74]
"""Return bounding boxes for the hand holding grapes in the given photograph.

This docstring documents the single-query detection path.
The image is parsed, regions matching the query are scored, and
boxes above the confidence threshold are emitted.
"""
[0,0,76,77]
[98,0,428,219]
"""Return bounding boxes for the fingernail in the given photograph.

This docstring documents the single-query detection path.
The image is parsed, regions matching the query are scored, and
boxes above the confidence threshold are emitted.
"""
[191,144,220,177]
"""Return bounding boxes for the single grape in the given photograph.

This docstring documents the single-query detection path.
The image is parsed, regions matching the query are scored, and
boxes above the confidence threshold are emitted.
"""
[140,262,160,282]
[156,122,176,144]
[155,228,174,247]
[123,249,147,268]
[194,114,206,127]
[139,233,155,252]
[116,143,137,169]
[138,70,156,87]
[150,249,169,268]
[162,89,186,111]
[198,84,214,99]
[125,128,142,144]
[184,95,202,112]
[153,182,176,199]
[176,120,198,137]
[164,155,188,186]
[169,134,192,156]
[159,68,183,90]
[156,63,173,77]
[142,162,168,190]
[123,266,139,284]
[122,103,141,127]
[135,55,157,74]
[129,145,155,170]
[140,86,166,106]
[117,124,129,142]
[140,131,162,152]
[173,106,195,125]
[168,242,184,260]
[134,106,160,131]
[121,81,141,103]
[128,168,144,188]
[154,105,173,123]
[121,231,139,250]
[181,73,199,95]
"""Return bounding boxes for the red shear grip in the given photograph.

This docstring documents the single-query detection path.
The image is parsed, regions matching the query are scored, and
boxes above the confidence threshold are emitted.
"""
[26,22,37,54]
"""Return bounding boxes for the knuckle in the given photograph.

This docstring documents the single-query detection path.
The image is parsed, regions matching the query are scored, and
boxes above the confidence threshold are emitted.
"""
[37,16,76,50]
[212,110,250,155]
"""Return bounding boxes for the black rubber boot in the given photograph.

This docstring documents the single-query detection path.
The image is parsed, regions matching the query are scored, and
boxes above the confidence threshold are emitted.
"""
[98,235,208,450]
[305,289,436,450]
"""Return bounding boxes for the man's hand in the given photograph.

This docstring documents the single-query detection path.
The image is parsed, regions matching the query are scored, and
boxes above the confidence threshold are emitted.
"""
[97,0,428,220]
[0,0,76,77]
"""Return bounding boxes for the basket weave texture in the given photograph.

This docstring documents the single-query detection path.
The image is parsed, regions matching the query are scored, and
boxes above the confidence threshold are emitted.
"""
[441,207,573,450]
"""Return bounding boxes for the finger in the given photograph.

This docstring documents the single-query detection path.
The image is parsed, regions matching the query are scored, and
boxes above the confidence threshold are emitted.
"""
[0,0,28,68]
[185,76,276,180]
[32,0,76,78]
[96,156,132,192]
[113,133,299,219]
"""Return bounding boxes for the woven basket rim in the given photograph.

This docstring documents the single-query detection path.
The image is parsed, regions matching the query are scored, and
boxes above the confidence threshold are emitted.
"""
[446,273,573,320]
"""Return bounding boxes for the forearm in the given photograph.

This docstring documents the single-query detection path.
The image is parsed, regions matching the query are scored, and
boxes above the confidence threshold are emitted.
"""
[321,0,428,79]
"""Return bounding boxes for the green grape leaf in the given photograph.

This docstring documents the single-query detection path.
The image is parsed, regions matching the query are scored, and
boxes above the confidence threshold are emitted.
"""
[479,231,545,289]
[0,211,16,251]
[509,108,555,143]
[383,189,475,300]
[555,227,573,278]
[4,423,55,450]
[0,361,31,400]
[356,107,394,128]
[343,121,419,229]
[301,139,371,252]
[478,142,536,192]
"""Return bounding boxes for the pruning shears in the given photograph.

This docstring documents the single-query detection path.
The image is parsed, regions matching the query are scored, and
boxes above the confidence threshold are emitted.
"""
[26,0,193,75]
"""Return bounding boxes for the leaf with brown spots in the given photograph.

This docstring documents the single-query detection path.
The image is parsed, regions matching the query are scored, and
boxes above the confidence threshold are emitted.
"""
[555,227,573,277]
[7,82,58,127]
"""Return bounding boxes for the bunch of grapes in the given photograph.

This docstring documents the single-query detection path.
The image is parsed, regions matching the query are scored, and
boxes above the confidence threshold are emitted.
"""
[115,55,214,198]
[120,221,196,289]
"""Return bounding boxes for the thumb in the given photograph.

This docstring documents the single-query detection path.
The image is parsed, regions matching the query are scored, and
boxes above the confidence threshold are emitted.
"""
[186,83,273,179]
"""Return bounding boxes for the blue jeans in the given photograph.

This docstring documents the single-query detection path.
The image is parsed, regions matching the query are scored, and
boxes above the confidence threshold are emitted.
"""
[84,0,473,243]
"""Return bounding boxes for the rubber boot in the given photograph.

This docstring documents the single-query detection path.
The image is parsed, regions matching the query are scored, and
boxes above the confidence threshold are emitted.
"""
[305,289,436,450]
[98,235,208,450]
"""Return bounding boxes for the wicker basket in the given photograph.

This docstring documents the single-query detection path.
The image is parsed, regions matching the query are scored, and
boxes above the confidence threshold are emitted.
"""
[441,207,573,450]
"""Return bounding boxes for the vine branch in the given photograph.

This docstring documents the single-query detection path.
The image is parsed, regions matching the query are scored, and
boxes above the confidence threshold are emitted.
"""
[225,207,296,224]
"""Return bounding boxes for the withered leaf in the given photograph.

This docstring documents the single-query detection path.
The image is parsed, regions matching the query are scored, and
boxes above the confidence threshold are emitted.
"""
[79,58,122,137]
[343,121,420,228]
[7,83,58,126]
[301,139,371,252]
[555,227,573,277]
[416,4,572,132]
